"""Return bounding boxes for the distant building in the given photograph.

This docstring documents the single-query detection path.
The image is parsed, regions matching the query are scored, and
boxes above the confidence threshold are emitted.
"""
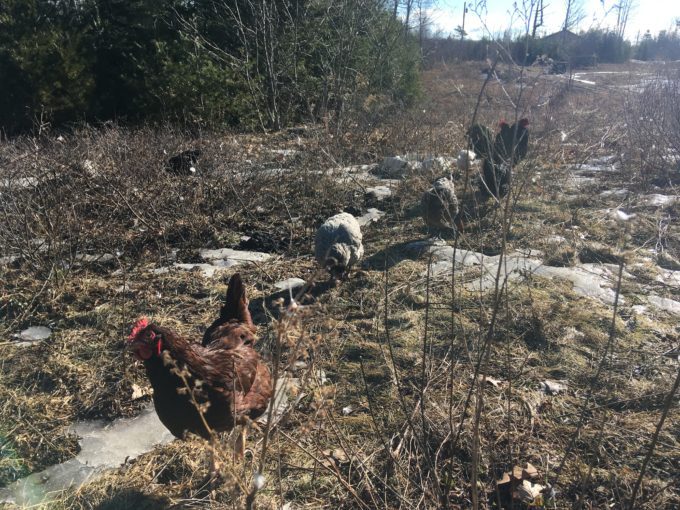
[541,29,581,47]
[538,29,595,68]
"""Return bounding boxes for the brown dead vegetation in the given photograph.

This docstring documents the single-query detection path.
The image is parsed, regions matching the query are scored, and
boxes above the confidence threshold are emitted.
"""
[1,60,679,509]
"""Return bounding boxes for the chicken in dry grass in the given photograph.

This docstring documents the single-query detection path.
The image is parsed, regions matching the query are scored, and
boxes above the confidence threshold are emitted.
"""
[127,274,272,458]
[165,149,200,175]
[421,177,460,236]
[467,123,495,160]
[315,212,364,280]
[480,157,512,199]
[478,118,530,199]
[202,272,256,348]
[495,118,530,165]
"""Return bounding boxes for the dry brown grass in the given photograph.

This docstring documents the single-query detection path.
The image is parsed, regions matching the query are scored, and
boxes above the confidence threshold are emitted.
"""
[1,60,679,509]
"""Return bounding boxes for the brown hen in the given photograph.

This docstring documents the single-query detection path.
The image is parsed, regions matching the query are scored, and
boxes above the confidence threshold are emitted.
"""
[127,274,272,454]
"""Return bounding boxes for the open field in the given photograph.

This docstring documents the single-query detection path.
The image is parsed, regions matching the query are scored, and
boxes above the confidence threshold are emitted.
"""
[1,60,679,509]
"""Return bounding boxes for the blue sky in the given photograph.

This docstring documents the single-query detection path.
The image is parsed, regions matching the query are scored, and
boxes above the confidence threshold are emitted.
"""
[425,1,680,41]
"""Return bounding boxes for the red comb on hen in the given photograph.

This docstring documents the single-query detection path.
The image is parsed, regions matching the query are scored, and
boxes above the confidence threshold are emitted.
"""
[499,120,509,127]
[128,318,149,341]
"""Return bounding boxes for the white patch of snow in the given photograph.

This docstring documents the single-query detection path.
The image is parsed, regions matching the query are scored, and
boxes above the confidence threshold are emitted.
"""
[0,406,173,506]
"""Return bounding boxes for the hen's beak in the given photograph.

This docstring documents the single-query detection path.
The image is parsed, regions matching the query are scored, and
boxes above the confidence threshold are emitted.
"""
[128,339,153,361]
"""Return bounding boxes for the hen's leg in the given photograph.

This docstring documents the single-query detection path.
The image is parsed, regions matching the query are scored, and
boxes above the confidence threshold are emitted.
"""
[234,425,246,460]
[209,444,222,479]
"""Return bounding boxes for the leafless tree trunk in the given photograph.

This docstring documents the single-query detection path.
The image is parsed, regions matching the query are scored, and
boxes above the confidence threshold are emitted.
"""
[562,0,585,33]
[403,0,414,37]
[614,0,634,39]
[531,0,544,39]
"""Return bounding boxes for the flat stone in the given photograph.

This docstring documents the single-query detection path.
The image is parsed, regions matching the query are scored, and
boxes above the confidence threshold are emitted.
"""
[356,208,385,226]
[256,373,306,429]
[13,326,52,346]
[421,156,456,173]
[536,264,621,305]
[365,186,392,201]
[198,248,271,264]
[641,194,678,207]
[373,156,413,178]
[657,270,680,287]
[274,278,306,291]
[545,235,567,244]
[647,295,680,315]
[173,262,231,278]
[632,305,649,315]
[599,188,629,198]
[540,380,567,395]
[259,167,293,177]
[74,253,115,264]
[0,177,39,189]
[409,241,623,305]
[270,149,298,157]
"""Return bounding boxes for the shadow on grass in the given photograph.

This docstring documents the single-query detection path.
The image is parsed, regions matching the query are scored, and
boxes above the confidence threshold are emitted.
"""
[94,488,172,510]
[364,240,431,270]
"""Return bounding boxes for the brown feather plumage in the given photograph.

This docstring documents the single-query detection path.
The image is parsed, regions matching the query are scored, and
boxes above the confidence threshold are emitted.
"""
[128,274,272,441]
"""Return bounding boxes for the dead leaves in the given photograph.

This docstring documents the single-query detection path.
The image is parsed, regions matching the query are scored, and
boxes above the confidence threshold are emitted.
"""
[497,462,552,508]
[321,448,349,469]
[130,383,150,400]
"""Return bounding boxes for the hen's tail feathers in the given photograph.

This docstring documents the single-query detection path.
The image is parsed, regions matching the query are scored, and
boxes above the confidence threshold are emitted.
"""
[221,273,255,329]
[202,273,255,346]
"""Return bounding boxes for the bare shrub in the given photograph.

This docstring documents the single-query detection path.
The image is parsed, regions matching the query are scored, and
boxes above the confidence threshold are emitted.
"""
[625,67,680,186]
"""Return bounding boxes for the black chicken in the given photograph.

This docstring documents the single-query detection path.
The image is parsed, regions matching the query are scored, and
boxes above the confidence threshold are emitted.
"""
[495,119,529,165]
[467,123,495,160]
[166,149,201,175]
[479,118,530,199]
[480,158,511,199]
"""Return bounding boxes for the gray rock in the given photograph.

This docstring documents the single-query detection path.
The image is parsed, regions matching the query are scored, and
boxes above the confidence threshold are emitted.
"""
[365,186,393,201]
[374,156,413,178]
[647,295,680,315]
[198,248,271,264]
[641,194,678,207]
[13,326,52,346]
[356,208,385,226]
[173,262,231,278]
[540,380,567,395]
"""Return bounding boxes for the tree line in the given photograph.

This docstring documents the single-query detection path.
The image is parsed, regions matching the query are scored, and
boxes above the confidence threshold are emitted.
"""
[0,0,421,135]
[422,28,641,68]
[635,29,680,61]
[423,25,680,69]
